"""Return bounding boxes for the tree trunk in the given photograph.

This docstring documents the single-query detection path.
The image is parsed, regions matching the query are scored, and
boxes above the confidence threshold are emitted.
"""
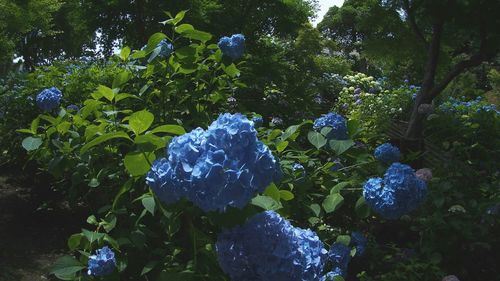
[405,22,443,139]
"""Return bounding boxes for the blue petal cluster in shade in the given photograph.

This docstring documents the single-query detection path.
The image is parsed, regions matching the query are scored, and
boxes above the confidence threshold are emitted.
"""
[218,34,245,60]
[374,143,401,164]
[251,116,263,128]
[216,210,327,281]
[320,267,344,281]
[157,39,174,58]
[146,113,280,212]
[351,231,367,257]
[87,246,116,277]
[363,163,427,219]
[313,112,348,140]
[292,163,304,171]
[36,87,62,111]
[326,242,351,278]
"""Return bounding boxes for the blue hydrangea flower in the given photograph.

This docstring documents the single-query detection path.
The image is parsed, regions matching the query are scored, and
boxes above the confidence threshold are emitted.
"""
[330,159,343,172]
[157,39,174,58]
[146,113,280,212]
[327,242,351,277]
[271,116,283,126]
[252,116,263,128]
[320,267,344,281]
[351,231,367,257]
[313,112,348,140]
[87,246,116,277]
[36,87,62,111]
[218,34,245,60]
[374,143,401,164]
[292,163,304,171]
[363,163,427,219]
[66,104,79,111]
[216,210,327,281]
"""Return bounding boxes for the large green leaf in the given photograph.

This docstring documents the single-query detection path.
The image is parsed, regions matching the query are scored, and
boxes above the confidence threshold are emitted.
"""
[329,139,355,155]
[355,196,371,218]
[150,124,186,135]
[80,131,132,154]
[129,110,154,135]
[124,151,155,177]
[22,137,42,151]
[182,29,212,42]
[251,195,282,211]
[322,193,344,213]
[307,131,327,149]
[51,256,85,280]
[142,195,156,215]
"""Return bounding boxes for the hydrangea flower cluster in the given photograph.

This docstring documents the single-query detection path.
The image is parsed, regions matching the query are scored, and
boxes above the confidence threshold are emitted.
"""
[146,113,280,212]
[36,87,62,111]
[313,112,348,140]
[351,231,367,257]
[374,143,401,164]
[251,116,263,128]
[157,39,174,58]
[271,116,283,126]
[87,246,116,277]
[439,96,500,116]
[66,104,79,111]
[292,163,304,171]
[218,34,245,60]
[216,210,327,281]
[326,242,351,278]
[363,163,427,219]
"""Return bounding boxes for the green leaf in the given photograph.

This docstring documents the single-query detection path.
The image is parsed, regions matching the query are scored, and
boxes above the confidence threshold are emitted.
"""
[329,139,355,155]
[150,124,186,135]
[322,193,344,213]
[67,234,83,251]
[146,33,167,53]
[172,10,187,25]
[175,23,194,34]
[80,131,132,155]
[124,151,155,177]
[279,190,294,201]
[22,137,42,151]
[142,195,156,215]
[310,203,321,216]
[97,85,115,102]
[336,235,351,246]
[141,260,159,276]
[182,29,212,42]
[129,110,154,135]
[51,256,85,280]
[120,46,131,60]
[112,70,131,88]
[31,117,40,133]
[330,182,350,194]
[276,140,289,152]
[251,195,282,211]
[307,131,327,149]
[264,184,280,201]
[355,196,370,218]
[82,229,104,244]
[223,63,240,77]
[280,124,300,141]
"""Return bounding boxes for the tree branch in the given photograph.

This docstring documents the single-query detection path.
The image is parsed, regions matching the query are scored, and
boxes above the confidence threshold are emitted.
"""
[429,50,492,100]
[402,0,428,46]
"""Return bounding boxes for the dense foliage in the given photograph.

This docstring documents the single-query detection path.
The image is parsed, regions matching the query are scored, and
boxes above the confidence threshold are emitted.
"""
[1,2,499,281]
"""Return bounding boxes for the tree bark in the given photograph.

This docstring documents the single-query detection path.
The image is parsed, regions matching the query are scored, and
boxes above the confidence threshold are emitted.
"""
[405,21,443,139]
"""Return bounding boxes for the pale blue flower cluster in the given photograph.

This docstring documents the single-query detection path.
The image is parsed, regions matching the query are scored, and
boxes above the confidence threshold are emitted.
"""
[87,246,116,277]
[36,87,62,111]
[292,163,304,171]
[218,34,245,60]
[216,210,327,281]
[313,112,348,140]
[66,104,79,111]
[363,163,427,219]
[374,143,401,164]
[146,113,280,212]
[157,39,174,58]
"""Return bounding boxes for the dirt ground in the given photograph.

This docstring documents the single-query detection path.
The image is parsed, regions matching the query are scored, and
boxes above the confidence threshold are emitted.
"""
[0,171,82,281]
